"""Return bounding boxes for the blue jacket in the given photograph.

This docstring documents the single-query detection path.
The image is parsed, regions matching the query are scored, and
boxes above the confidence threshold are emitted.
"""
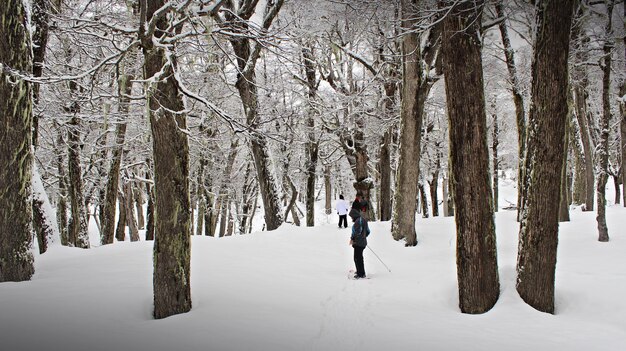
[351,216,370,247]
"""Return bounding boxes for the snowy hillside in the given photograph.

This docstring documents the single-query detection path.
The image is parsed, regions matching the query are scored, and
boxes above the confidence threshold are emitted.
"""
[1,182,625,351]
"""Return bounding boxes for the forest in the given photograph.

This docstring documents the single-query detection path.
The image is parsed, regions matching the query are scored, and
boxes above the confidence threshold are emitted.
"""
[1,0,625,344]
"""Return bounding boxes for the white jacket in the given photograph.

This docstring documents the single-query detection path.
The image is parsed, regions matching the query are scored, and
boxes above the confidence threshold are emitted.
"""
[335,199,350,215]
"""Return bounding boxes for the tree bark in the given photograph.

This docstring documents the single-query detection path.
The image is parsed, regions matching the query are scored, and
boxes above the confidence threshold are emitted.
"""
[496,0,527,220]
[0,0,35,281]
[492,103,500,213]
[67,115,90,249]
[559,120,571,222]
[115,194,126,242]
[55,126,69,245]
[429,153,440,217]
[442,0,499,314]
[124,180,140,242]
[101,74,131,245]
[418,183,429,218]
[516,0,575,314]
[595,0,614,243]
[141,0,191,319]
[302,45,319,227]
[391,0,424,246]
[621,80,626,207]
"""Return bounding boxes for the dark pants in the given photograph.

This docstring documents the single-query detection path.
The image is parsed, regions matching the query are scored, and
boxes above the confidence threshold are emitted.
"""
[353,245,366,277]
[338,215,347,228]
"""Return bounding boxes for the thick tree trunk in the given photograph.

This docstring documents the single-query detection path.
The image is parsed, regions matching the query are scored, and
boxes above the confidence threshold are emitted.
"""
[516,0,575,314]
[496,0,526,220]
[101,74,131,245]
[391,0,424,246]
[596,0,614,243]
[442,0,499,314]
[141,0,191,319]
[0,0,35,281]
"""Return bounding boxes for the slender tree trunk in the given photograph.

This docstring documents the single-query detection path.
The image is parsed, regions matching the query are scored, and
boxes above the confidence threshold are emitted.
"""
[492,104,500,213]
[442,176,450,217]
[135,184,145,230]
[418,183,429,218]
[324,165,332,214]
[442,0,499,314]
[516,0,575,314]
[0,0,35,281]
[124,181,140,242]
[141,0,192,319]
[145,160,155,241]
[596,0,614,242]
[559,121,571,222]
[430,155,440,217]
[101,74,131,245]
[496,0,527,220]
[115,194,126,242]
[302,45,318,227]
[67,115,90,249]
[55,126,69,245]
[619,80,626,207]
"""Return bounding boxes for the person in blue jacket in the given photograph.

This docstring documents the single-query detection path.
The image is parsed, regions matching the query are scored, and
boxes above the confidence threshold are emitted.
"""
[349,207,370,279]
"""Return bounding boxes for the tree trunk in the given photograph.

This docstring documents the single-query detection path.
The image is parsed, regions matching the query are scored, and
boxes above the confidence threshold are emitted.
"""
[124,180,140,242]
[559,121,571,222]
[0,0,35,281]
[442,176,450,217]
[516,0,575,314]
[596,0,614,243]
[429,155,440,217]
[55,126,69,245]
[302,45,319,227]
[67,115,90,249]
[141,0,192,319]
[492,104,500,213]
[496,0,527,220]
[324,165,332,214]
[391,0,424,246]
[619,80,626,207]
[418,183,429,218]
[442,0,499,314]
[135,183,145,230]
[101,74,131,245]
[115,194,126,242]
[145,160,155,241]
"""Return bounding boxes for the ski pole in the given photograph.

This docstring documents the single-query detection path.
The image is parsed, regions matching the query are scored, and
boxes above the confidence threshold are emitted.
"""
[367,246,391,272]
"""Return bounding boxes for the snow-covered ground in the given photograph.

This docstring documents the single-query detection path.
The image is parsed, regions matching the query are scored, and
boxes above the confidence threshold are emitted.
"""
[1,181,625,351]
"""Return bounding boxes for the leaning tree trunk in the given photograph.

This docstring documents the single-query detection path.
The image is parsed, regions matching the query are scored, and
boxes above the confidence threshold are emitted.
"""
[596,0,614,242]
[391,0,424,246]
[442,0,499,314]
[0,0,35,281]
[516,0,575,314]
[141,0,192,319]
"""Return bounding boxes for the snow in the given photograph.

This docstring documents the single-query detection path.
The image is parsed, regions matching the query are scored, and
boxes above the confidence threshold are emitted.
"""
[2,182,626,351]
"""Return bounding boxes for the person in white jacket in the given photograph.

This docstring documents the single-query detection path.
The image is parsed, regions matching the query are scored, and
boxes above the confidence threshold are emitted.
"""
[335,194,350,228]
